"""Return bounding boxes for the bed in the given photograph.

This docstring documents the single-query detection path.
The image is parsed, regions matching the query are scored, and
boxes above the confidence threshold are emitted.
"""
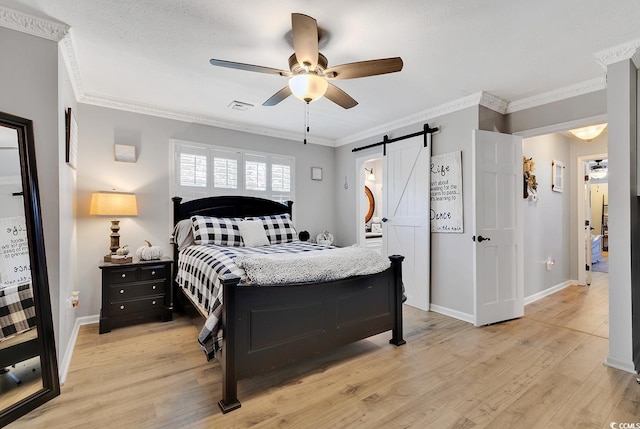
[171,195,405,413]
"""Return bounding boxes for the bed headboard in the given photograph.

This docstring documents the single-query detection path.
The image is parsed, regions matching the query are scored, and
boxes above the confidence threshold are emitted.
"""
[172,195,293,225]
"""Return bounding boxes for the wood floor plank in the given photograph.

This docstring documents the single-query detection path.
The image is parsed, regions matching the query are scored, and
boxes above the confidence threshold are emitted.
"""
[9,273,637,429]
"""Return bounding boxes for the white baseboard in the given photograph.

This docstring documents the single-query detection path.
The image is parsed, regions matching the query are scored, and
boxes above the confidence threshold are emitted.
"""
[430,279,577,325]
[604,355,637,374]
[429,304,474,324]
[59,314,99,385]
[524,279,577,305]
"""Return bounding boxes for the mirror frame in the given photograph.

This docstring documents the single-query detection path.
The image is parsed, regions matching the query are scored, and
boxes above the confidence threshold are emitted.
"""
[0,111,59,426]
[364,186,375,223]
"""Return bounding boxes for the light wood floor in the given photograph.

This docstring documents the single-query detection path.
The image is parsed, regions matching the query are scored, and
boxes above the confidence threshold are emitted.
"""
[11,272,640,428]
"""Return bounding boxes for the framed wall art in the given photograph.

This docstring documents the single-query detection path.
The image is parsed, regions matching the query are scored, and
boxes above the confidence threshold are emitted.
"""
[311,167,322,181]
[552,160,564,192]
[65,107,78,170]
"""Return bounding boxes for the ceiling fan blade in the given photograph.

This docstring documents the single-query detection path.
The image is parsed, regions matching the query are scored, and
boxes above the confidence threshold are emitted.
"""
[210,59,291,77]
[291,13,319,69]
[324,83,358,109]
[325,57,403,80]
[263,86,292,106]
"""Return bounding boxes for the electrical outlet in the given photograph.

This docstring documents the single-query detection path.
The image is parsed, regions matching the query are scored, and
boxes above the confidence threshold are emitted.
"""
[546,257,555,271]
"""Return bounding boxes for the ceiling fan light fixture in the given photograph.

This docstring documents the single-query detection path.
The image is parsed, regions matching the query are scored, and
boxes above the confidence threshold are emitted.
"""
[568,123,607,141]
[288,73,328,103]
[590,169,608,179]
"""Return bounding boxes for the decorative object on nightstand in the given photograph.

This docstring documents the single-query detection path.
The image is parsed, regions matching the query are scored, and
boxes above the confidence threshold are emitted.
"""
[135,240,164,260]
[89,191,138,262]
[98,257,173,334]
[316,230,334,245]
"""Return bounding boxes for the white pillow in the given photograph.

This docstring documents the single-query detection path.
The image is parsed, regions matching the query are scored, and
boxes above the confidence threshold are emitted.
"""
[238,220,270,247]
[173,219,196,250]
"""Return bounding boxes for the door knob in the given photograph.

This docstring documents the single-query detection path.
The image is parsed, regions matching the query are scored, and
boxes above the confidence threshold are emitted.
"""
[477,235,491,243]
[381,217,388,222]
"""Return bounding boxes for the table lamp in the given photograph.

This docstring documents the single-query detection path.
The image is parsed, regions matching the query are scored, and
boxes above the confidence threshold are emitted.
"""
[89,191,138,262]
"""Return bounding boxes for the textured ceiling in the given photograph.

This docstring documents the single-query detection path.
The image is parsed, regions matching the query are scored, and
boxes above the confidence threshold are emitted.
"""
[2,1,640,145]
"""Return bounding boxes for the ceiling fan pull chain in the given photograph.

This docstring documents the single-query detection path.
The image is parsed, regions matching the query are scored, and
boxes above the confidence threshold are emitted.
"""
[304,101,310,144]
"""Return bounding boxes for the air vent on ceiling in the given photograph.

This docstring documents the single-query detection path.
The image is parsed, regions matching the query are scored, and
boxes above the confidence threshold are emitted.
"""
[228,101,254,111]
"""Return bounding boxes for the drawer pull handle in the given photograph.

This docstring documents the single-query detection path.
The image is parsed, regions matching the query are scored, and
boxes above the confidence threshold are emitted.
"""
[152,285,156,290]
[119,289,125,294]
[121,274,126,278]
[120,305,125,310]
[151,271,156,275]
[152,300,156,305]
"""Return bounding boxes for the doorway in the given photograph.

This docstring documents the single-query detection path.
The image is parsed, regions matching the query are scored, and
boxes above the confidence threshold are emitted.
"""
[577,154,609,286]
[356,156,383,254]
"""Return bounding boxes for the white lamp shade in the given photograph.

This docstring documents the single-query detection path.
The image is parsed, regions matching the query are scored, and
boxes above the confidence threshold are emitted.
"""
[89,191,138,216]
[288,74,328,103]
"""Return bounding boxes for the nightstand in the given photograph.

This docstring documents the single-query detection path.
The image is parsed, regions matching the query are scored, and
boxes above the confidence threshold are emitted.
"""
[98,257,173,334]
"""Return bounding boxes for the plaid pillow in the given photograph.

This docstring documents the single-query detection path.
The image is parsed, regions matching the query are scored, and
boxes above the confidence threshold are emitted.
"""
[191,216,243,246]
[247,213,297,245]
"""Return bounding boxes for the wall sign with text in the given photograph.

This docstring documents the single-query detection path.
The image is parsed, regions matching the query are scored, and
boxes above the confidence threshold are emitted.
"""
[430,151,463,233]
[0,216,31,287]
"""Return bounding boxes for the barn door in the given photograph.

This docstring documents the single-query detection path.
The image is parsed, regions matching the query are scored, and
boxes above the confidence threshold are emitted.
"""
[383,135,430,311]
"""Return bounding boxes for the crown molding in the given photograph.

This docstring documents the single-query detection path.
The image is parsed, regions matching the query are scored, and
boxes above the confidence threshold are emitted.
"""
[594,39,640,69]
[505,77,607,114]
[479,92,508,114]
[60,31,85,100]
[0,6,68,41]
[335,91,506,147]
[79,92,335,147]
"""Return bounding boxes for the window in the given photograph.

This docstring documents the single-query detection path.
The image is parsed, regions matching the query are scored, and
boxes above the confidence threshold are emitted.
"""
[180,153,207,187]
[244,159,267,191]
[213,157,238,189]
[172,140,294,203]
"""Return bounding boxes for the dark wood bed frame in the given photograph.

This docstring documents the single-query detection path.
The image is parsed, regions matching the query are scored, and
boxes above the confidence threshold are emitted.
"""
[172,195,405,413]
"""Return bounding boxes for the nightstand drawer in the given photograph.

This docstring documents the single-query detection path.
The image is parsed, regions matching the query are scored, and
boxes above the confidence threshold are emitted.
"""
[139,265,167,281]
[110,281,164,300]
[110,296,164,314]
[109,267,138,284]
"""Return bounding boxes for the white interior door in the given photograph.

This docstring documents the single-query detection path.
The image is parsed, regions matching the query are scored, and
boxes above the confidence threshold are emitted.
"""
[473,130,523,326]
[383,135,430,311]
[583,162,593,286]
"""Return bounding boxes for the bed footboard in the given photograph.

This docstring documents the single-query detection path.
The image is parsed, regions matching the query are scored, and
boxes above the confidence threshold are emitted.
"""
[218,254,405,413]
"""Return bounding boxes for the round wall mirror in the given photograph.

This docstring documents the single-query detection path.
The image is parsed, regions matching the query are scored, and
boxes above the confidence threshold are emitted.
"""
[364,186,375,223]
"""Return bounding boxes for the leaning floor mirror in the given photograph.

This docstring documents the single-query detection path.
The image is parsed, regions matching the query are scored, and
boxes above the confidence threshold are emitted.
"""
[0,111,59,426]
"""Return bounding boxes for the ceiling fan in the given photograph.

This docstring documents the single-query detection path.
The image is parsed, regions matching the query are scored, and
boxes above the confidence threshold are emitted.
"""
[209,13,403,109]
[591,159,608,179]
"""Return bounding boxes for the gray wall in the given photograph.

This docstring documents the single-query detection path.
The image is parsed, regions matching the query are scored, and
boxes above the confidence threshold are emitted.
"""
[522,133,572,297]
[75,104,336,318]
[0,27,63,356]
[57,42,79,366]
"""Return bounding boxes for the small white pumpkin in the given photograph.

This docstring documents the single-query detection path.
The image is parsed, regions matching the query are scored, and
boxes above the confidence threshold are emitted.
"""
[115,245,129,256]
[136,240,163,261]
